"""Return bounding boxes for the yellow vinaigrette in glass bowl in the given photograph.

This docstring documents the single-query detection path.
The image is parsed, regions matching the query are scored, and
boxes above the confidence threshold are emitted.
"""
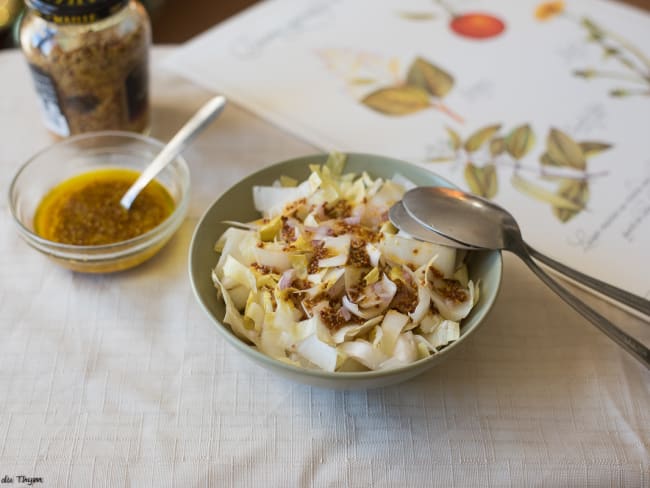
[9,131,190,274]
[34,168,174,246]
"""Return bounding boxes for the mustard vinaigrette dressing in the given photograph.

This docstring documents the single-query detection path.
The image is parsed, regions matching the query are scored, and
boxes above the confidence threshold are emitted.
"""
[34,168,174,246]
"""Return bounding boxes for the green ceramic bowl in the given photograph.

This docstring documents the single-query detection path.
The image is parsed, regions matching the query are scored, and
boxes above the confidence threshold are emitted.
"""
[189,153,502,389]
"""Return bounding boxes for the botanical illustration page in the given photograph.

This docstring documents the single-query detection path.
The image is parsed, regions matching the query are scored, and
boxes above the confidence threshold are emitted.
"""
[165,0,650,298]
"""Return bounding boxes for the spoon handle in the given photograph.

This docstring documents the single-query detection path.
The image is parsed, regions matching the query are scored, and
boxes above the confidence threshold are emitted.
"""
[120,95,227,210]
[526,244,650,319]
[511,241,649,369]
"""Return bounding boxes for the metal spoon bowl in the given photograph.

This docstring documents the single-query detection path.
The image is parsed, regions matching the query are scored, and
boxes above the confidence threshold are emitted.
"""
[388,201,479,249]
[398,186,650,369]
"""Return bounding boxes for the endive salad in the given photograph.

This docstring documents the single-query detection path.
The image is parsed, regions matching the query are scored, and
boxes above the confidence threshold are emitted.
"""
[212,153,479,372]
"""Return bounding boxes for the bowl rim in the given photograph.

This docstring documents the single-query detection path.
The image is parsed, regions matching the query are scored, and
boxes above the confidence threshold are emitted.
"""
[8,130,191,256]
[189,152,503,380]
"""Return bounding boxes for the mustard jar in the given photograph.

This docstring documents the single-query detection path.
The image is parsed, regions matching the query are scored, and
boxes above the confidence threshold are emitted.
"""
[19,0,151,137]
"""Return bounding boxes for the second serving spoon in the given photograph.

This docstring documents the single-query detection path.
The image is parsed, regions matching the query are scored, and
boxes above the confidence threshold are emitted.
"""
[398,186,650,369]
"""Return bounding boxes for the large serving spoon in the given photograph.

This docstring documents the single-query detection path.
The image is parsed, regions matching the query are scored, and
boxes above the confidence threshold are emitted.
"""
[398,186,650,369]
[120,95,227,210]
[392,198,650,317]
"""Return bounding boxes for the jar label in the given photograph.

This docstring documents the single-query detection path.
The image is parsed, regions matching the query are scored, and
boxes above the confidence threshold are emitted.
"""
[125,62,148,122]
[27,0,129,25]
[28,64,70,137]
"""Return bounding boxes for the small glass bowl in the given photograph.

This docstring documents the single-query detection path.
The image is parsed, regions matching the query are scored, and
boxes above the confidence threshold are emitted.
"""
[9,131,190,273]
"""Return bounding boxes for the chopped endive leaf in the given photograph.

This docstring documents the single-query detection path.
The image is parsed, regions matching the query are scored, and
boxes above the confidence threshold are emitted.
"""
[289,254,309,279]
[279,175,298,187]
[289,235,313,252]
[255,273,279,290]
[222,255,257,291]
[308,170,323,191]
[379,310,409,356]
[415,338,432,359]
[259,216,282,241]
[366,243,381,267]
[364,267,380,285]
[331,315,383,344]
[392,332,418,364]
[425,320,460,348]
[214,228,257,272]
[342,295,384,320]
[391,173,416,191]
[259,323,290,360]
[369,324,383,347]
[252,244,291,272]
[296,334,338,372]
[418,312,443,334]
[245,301,265,332]
[338,340,388,370]
[227,285,250,311]
[428,277,475,322]
[319,235,351,268]
[453,263,469,287]
[213,275,259,345]
[409,285,431,324]
[325,151,347,176]
[380,221,398,235]
[358,273,397,310]
[261,290,275,313]
[343,179,366,203]
[253,177,319,218]
[380,234,456,275]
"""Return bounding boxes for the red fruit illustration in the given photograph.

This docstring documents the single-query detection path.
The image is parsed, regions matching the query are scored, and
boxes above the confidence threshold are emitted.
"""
[433,1,506,40]
[450,13,506,39]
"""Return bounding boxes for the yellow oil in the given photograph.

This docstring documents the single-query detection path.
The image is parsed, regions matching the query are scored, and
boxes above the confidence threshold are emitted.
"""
[34,168,175,246]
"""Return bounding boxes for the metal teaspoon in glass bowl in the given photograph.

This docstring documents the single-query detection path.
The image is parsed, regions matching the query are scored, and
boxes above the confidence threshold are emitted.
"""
[393,186,650,369]
[120,95,227,210]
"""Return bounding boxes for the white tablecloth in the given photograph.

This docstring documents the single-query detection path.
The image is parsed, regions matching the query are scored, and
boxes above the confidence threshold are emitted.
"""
[0,47,648,487]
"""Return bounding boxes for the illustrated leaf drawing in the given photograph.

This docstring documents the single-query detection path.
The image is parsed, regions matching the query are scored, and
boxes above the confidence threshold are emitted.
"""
[553,179,590,222]
[539,151,562,167]
[348,77,377,85]
[361,85,431,115]
[511,173,583,211]
[538,153,573,181]
[505,124,535,160]
[547,128,586,170]
[579,141,612,158]
[603,47,620,58]
[464,124,502,153]
[464,163,498,198]
[446,126,462,151]
[397,11,436,21]
[610,89,631,98]
[489,137,505,157]
[573,69,596,79]
[581,17,604,40]
[406,57,454,98]
[546,13,650,98]
[429,156,455,163]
